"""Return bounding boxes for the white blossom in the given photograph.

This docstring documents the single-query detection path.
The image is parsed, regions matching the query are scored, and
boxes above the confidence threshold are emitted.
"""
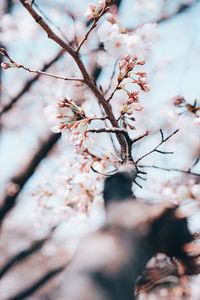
[104,34,127,59]
[97,20,119,43]
[191,184,200,200]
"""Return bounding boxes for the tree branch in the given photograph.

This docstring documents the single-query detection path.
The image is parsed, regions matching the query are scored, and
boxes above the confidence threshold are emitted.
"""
[0,50,84,82]
[76,5,110,52]
[19,0,128,159]
[131,130,149,144]
[136,129,179,164]
[138,165,200,177]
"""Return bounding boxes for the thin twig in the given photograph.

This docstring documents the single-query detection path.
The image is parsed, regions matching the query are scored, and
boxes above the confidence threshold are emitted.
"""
[87,127,129,135]
[131,130,149,144]
[0,50,84,83]
[18,66,84,82]
[107,68,130,102]
[76,6,109,52]
[89,116,108,121]
[107,83,120,102]
[104,59,118,95]
[34,2,69,43]
[138,165,200,177]
[188,155,200,172]
[135,129,179,164]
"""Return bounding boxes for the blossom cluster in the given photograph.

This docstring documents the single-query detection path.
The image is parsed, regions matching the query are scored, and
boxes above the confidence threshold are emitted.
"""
[85,1,112,19]
[32,156,107,228]
[117,55,149,130]
[51,97,91,153]
[97,20,158,59]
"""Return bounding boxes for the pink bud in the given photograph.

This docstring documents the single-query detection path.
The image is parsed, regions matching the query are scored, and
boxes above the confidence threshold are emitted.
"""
[143,84,150,92]
[134,105,143,111]
[1,62,11,69]
[137,60,145,65]
[98,0,106,9]
[89,4,96,12]
[127,99,134,104]
[125,55,130,61]
[126,62,134,71]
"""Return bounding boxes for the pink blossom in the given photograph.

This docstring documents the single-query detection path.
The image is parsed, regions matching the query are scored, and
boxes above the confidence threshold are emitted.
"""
[98,0,106,9]
[133,105,143,111]
[1,62,11,69]
[89,4,96,12]
[143,84,150,92]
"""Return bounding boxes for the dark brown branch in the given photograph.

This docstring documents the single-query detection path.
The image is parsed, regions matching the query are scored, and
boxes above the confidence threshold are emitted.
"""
[0,132,60,227]
[188,155,200,172]
[131,130,149,144]
[136,129,179,164]
[87,127,128,135]
[138,165,200,177]
[0,49,64,116]
[8,265,65,300]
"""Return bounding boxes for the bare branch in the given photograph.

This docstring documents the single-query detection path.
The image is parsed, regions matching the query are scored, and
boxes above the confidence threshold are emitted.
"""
[132,130,149,144]
[33,2,69,43]
[138,165,200,177]
[136,129,179,164]
[17,66,84,82]
[0,50,84,83]
[104,59,118,96]
[76,5,109,52]
[87,127,128,135]
[159,129,164,142]
[188,155,200,172]
[89,116,108,121]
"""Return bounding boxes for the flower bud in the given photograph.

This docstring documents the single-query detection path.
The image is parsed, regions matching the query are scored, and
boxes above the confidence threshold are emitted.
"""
[1,62,11,69]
